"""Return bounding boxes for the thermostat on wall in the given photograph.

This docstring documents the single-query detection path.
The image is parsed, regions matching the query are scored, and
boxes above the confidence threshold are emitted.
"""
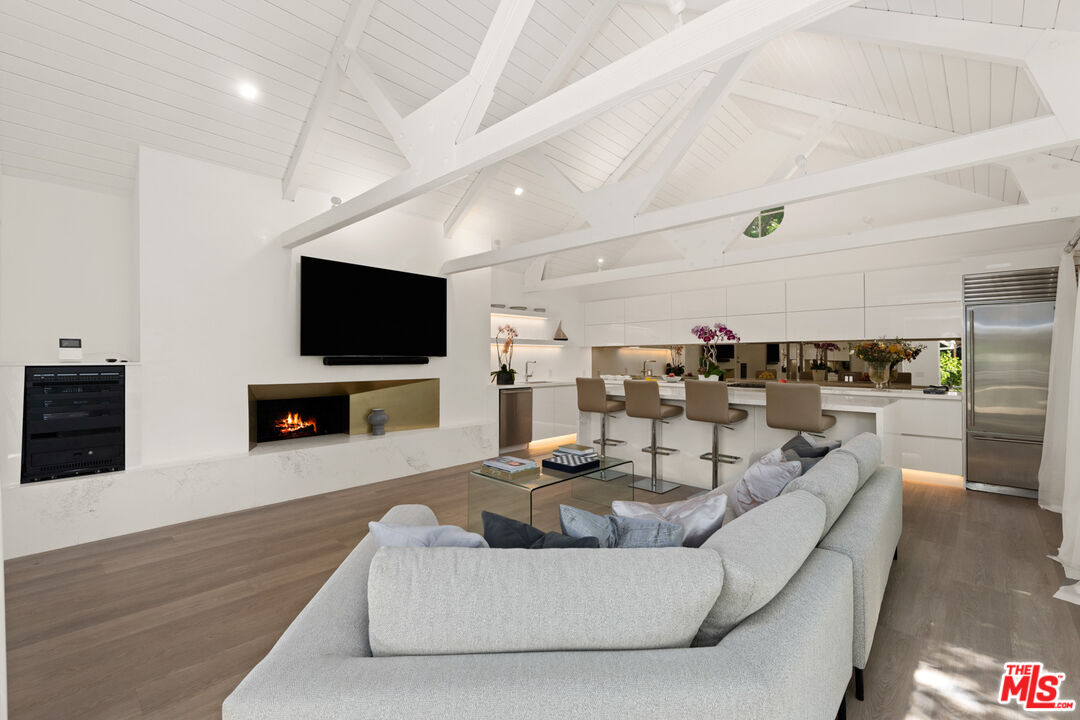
[59,338,83,362]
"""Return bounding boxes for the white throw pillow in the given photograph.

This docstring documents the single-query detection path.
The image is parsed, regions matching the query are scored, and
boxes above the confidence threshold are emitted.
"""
[611,488,728,548]
[368,522,489,548]
[732,458,802,516]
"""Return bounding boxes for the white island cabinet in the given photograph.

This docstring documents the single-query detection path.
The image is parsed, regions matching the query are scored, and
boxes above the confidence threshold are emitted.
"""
[529,382,580,443]
[578,383,962,489]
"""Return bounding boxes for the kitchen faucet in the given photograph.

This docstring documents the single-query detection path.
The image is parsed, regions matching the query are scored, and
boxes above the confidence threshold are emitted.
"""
[525,360,536,382]
[642,360,656,377]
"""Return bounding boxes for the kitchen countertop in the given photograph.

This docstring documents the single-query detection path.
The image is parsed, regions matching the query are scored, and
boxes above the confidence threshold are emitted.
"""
[493,379,577,389]
[602,379,960,403]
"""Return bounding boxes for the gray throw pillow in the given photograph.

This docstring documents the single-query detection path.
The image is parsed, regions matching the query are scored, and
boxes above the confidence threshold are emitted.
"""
[782,433,841,458]
[782,448,822,476]
[611,488,728,548]
[732,458,802,516]
[559,505,683,548]
[368,522,489,548]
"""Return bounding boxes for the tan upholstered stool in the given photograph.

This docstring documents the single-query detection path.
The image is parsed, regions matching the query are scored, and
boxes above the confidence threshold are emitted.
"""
[765,381,836,436]
[575,378,626,459]
[684,380,748,489]
[623,380,682,494]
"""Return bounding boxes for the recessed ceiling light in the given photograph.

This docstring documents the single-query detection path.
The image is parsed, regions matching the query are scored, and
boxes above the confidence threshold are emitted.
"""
[237,81,260,101]
[597,257,604,265]
[513,187,524,196]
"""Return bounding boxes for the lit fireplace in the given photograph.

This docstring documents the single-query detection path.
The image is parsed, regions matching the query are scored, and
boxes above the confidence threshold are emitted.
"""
[275,411,318,438]
[255,395,348,444]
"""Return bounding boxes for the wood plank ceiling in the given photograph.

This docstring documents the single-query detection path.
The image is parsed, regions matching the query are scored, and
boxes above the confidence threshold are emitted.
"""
[0,0,1075,278]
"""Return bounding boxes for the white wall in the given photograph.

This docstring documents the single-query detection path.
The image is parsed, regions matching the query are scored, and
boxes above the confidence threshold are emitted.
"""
[138,148,493,466]
[0,175,137,363]
[0,148,500,557]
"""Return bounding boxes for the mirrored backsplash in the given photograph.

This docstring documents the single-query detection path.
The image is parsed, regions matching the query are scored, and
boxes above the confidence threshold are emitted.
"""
[592,339,961,388]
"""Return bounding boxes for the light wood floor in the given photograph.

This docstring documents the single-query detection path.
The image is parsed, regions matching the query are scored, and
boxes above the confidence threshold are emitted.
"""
[4,456,1077,719]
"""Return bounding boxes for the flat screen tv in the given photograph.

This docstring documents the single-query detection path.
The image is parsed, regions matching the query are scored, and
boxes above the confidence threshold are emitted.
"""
[300,256,447,357]
[715,344,735,361]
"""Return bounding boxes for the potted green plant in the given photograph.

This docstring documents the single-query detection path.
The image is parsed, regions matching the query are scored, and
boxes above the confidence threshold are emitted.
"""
[491,325,518,385]
[691,323,739,381]
[850,339,926,389]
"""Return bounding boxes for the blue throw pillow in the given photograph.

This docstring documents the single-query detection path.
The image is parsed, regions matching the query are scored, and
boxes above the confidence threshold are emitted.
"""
[558,505,683,548]
[368,522,489,548]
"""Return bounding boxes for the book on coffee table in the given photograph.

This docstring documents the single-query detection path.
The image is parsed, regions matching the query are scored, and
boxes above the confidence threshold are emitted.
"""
[542,451,600,473]
[555,443,597,456]
[482,456,538,473]
[476,465,541,482]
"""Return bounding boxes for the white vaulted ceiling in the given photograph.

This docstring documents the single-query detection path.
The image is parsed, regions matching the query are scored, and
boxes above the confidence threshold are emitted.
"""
[1,0,1078,283]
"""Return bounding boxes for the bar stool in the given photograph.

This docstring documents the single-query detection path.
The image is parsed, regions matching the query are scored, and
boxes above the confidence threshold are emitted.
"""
[765,381,836,437]
[623,380,682,494]
[684,380,748,489]
[575,377,626,458]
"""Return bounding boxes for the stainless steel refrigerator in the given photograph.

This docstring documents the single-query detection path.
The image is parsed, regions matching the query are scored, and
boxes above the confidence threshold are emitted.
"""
[963,267,1058,497]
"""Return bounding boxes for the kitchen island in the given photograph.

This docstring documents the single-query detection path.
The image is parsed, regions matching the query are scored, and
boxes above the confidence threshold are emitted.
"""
[578,380,962,489]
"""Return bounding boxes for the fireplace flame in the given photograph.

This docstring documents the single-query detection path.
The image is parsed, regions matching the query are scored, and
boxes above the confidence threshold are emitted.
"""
[275,411,317,436]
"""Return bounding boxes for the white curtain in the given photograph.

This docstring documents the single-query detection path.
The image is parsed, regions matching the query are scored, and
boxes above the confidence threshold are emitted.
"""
[1052,253,1080,584]
[1039,253,1078,512]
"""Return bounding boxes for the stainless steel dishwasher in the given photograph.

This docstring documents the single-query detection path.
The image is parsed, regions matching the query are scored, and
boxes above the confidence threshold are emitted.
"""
[499,387,532,450]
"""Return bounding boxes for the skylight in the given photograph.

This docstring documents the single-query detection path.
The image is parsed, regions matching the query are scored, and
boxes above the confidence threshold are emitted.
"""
[743,207,784,238]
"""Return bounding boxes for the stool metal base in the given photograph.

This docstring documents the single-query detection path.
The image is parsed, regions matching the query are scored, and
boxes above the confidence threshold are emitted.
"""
[631,477,681,494]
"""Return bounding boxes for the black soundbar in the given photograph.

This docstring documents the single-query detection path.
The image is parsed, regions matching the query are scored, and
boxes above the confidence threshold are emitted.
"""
[323,356,430,366]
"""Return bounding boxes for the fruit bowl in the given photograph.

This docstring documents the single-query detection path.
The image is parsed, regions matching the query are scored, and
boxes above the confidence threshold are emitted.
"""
[662,375,681,383]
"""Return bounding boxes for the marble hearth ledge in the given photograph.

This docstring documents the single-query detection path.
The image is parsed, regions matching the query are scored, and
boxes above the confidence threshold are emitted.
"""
[0,421,497,559]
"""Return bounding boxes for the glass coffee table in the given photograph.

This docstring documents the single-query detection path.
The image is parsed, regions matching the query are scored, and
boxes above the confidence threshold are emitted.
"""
[467,456,635,534]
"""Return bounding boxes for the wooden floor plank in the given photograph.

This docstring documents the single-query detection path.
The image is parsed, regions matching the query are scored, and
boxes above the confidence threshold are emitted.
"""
[5,463,1076,719]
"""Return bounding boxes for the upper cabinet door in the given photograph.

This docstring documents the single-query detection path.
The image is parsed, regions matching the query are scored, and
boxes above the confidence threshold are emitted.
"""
[625,294,671,323]
[787,308,865,341]
[584,323,625,347]
[670,288,726,319]
[864,265,961,306]
[585,299,625,324]
[786,273,864,312]
[727,281,785,315]
[864,302,962,339]
[725,313,786,343]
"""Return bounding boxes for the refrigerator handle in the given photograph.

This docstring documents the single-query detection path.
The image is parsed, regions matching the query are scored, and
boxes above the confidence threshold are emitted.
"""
[972,306,980,427]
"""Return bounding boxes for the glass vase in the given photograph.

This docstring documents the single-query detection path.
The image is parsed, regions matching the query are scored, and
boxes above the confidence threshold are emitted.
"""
[867,362,891,390]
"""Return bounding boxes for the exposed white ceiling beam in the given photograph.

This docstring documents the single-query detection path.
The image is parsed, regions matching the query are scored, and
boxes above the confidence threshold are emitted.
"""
[340,54,411,157]
[281,0,376,200]
[526,194,1080,289]
[442,114,1072,272]
[443,0,618,238]
[808,6,1044,65]
[632,52,755,212]
[455,0,537,142]
[605,71,712,183]
[280,0,862,249]
[713,107,840,253]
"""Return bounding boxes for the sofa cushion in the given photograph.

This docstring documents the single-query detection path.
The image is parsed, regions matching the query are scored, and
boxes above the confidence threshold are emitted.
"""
[367,546,724,656]
[780,451,859,538]
[819,465,902,668]
[781,434,839,458]
[368,522,488,548]
[731,455,802,516]
[559,505,684,547]
[782,448,822,475]
[481,511,600,549]
[610,488,727,548]
[835,432,882,489]
[694,490,827,645]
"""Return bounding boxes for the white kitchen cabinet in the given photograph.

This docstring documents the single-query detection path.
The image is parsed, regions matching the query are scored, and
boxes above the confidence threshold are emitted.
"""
[900,435,963,475]
[671,288,725,319]
[727,281,786,315]
[624,320,669,346]
[531,386,555,442]
[898,398,963,439]
[553,386,579,437]
[668,316,720,345]
[864,302,962,339]
[585,299,625,324]
[584,323,624,347]
[787,308,864,341]
[865,265,961,306]
[786,273,863,312]
[625,294,671,322]
[726,313,786,343]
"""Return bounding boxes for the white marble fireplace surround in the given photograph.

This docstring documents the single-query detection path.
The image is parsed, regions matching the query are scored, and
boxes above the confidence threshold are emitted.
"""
[0,364,497,558]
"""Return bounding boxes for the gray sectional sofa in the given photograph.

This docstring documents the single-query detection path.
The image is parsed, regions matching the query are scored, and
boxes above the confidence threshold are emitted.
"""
[224,432,899,719]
